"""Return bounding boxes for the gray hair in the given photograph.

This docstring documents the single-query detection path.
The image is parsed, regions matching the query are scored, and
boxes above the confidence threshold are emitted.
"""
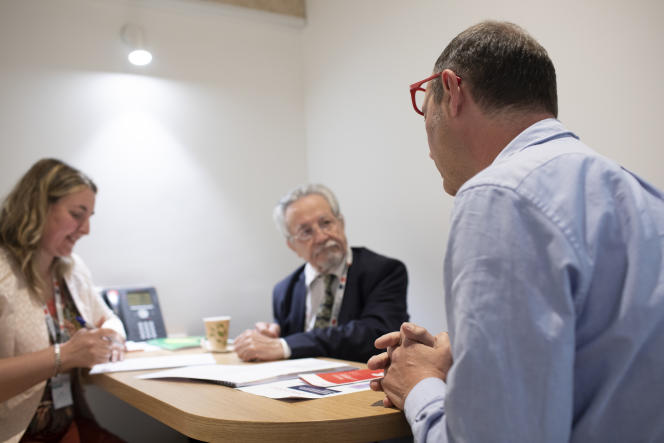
[273,184,342,238]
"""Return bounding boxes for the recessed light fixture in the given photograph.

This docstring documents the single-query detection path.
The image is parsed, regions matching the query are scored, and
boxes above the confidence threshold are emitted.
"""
[121,24,153,66]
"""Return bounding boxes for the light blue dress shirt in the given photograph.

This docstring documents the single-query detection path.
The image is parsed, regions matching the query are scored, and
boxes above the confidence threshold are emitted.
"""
[404,119,664,442]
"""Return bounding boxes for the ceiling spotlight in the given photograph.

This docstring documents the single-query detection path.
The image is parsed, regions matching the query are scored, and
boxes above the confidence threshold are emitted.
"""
[128,49,152,66]
[121,24,153,66]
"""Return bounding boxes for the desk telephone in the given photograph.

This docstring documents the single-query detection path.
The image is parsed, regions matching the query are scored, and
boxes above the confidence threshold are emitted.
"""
[102,286,167,341]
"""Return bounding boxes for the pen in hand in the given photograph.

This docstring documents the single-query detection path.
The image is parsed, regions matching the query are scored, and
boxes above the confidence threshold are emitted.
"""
[76,316,93,330]
[76,316,123,346]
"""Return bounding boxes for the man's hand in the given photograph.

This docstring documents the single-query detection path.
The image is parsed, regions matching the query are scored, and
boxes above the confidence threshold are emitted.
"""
[368,323,452,410]
[254,322,280,338]
[234,329,285,362]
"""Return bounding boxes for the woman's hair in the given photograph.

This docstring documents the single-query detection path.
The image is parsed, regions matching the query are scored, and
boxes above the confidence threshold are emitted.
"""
[0,158,97,294]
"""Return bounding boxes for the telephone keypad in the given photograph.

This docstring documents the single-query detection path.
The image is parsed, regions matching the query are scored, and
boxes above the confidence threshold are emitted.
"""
[138,320,158,340]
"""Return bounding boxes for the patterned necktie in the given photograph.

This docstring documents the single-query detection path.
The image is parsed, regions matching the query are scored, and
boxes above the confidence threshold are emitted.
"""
[314,274,336,329]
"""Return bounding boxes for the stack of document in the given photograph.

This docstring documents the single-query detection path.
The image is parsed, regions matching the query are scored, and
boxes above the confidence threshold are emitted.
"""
[90,353,216,374]
[137,358,352,388]
[90,352,377,400]
[106,357,377,400]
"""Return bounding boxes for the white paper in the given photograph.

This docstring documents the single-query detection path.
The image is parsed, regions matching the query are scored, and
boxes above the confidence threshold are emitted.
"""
[89,353,216,374]
[137,358,352,387]
[238,378,372,399]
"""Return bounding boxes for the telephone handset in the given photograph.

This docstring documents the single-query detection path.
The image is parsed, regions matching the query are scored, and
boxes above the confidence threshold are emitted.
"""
[102,286,167,341]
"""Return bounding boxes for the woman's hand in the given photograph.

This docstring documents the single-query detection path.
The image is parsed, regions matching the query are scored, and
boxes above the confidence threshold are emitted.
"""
[59,328,125,370]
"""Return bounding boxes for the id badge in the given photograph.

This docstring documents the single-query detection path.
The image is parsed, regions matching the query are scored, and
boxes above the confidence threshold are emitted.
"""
[51,373,73,409]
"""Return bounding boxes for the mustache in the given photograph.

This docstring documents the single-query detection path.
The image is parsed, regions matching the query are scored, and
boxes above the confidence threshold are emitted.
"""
[313,239,341,255]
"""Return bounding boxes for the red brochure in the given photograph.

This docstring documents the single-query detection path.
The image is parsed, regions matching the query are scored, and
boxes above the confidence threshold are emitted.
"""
[299,368,384,387]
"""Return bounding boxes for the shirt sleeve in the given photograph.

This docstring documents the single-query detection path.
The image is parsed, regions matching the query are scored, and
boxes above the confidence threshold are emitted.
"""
[69,254,127,339]
[440,185,578,442]
[279,338,291,359]
[404,377,448,443]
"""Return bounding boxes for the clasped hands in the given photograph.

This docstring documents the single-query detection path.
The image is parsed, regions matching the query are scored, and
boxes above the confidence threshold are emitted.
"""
[368,322,452,410]
[234,322,285,361]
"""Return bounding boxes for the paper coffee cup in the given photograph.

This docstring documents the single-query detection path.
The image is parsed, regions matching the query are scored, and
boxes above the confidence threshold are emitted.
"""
[204,316,231,352]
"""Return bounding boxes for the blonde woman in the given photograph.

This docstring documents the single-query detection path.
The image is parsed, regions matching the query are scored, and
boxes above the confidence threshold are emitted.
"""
[0,159,126,443]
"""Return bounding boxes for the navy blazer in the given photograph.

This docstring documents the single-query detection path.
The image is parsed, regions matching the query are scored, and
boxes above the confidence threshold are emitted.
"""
[272,247,409,362]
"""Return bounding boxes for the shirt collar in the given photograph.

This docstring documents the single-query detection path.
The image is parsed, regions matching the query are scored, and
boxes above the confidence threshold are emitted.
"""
[492,118,579,165]
[304,245,353,287]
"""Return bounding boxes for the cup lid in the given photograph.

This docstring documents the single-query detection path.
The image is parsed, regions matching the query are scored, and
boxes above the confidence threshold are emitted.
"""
[203,315,231,322]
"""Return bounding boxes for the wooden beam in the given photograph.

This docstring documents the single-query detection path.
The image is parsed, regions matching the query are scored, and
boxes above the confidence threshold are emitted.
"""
[201,0,305,18]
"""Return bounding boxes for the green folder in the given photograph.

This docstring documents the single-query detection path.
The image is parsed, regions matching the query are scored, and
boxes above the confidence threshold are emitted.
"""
[147,336,204,351]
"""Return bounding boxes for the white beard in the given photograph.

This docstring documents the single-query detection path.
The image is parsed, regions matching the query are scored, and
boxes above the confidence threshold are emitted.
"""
[315,240,345,273]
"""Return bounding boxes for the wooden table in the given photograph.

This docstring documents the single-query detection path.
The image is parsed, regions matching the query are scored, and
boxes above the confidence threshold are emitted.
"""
[85,350,411,442]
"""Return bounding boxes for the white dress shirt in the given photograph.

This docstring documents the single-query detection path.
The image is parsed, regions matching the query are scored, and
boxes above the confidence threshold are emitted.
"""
[279,245,352,358]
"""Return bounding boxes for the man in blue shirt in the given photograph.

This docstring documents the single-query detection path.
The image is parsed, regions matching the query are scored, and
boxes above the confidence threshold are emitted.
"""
[369,20,664,442]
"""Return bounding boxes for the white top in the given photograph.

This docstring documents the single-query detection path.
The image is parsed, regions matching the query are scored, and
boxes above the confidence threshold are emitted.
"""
[302,245,352,331]
[0,249,126,443]
[279,246,353,359]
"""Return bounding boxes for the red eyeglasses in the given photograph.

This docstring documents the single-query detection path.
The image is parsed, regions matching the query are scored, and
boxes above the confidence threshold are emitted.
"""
[409,72,462,116]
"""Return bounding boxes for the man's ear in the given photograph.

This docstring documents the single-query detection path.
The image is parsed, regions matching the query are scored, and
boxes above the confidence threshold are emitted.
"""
[286,238,296,253]
[441,69,462,117]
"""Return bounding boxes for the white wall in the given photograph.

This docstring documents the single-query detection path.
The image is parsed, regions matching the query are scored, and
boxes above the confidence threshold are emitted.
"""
[302,0,664,333]
[1,0,663,440]
[0,0,307,340]
[0,2,306,439]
